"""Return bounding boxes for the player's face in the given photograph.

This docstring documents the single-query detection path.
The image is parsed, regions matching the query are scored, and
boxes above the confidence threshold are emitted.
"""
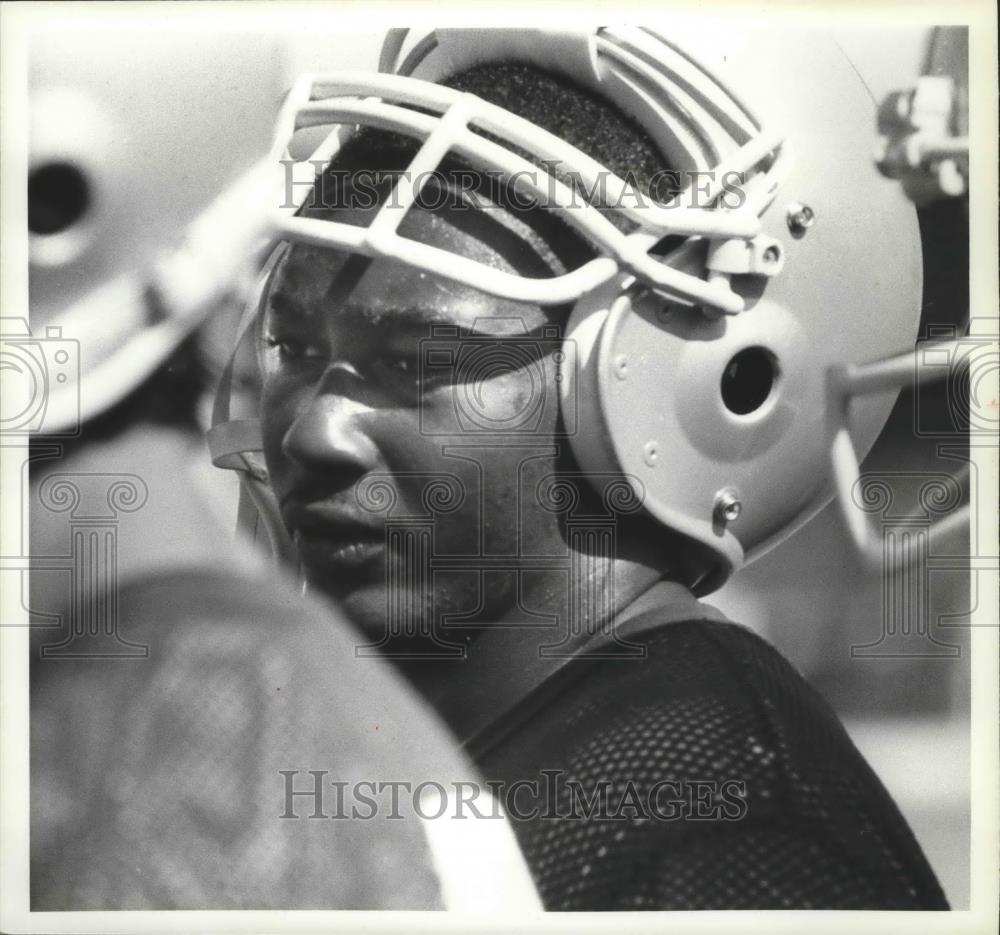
[260,205,569,647]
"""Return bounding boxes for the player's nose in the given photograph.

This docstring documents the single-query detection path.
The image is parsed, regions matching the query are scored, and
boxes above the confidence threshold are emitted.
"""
[281,362,378,473]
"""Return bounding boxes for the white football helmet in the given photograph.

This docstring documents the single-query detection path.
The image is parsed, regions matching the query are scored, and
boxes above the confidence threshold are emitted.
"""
[203,26,973,594]
[11,30,287,437]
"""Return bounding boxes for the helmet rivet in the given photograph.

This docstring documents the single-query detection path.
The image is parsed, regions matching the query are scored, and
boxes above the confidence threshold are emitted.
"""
[713,488,742,524]
[643,441,659,466]
[786,202,815,235]
[613,354,628,380]
[657,304,675,323]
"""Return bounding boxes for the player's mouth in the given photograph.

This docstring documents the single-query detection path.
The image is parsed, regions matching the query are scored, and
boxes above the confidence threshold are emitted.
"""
[294,530,385,569]
[283,501,386,571]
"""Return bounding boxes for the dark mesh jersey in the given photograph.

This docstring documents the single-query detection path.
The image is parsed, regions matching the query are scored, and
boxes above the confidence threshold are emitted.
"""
[471,611,949,911]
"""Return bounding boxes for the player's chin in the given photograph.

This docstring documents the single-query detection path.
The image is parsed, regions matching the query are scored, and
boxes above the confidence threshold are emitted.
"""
[301,547,442,643]
[304,570,396,638]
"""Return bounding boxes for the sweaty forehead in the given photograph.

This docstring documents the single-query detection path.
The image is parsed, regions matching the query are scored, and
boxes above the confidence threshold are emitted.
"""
[266,205,561,330]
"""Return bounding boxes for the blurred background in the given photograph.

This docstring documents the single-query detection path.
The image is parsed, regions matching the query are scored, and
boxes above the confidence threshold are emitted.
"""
[22,16,972,907]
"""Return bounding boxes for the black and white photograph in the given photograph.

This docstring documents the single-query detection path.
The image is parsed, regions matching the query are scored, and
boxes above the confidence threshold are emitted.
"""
[1,3,997,932]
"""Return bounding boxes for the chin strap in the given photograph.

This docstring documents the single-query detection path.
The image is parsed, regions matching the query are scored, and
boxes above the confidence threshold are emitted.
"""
[206,247,296,564]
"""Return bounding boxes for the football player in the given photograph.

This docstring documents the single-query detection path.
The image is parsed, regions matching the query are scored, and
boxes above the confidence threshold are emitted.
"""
[222,27,958,908]
[19,27,538,911]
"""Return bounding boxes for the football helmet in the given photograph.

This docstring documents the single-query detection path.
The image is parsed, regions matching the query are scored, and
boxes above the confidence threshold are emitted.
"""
[876,26,969,205]
[205,26,971,593]
[13,30,287,436]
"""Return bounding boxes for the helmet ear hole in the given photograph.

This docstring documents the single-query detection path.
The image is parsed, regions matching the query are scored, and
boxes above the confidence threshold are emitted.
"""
[720,346,778,415]
[28,161,91,236]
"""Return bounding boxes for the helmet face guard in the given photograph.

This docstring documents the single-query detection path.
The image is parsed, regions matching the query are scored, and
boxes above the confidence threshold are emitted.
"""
[207,26,964,592]
[273,70,785,315]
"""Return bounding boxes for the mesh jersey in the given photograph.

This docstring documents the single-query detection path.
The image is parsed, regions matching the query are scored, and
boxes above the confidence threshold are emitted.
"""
[471,612,949,911]
[31,568,538,910]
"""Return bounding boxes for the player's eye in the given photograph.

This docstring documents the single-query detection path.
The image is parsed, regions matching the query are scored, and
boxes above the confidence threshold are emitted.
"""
[371,352,450,396]
[372,352,419,383]
[264,334,327,363]
[385,355,414,374]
